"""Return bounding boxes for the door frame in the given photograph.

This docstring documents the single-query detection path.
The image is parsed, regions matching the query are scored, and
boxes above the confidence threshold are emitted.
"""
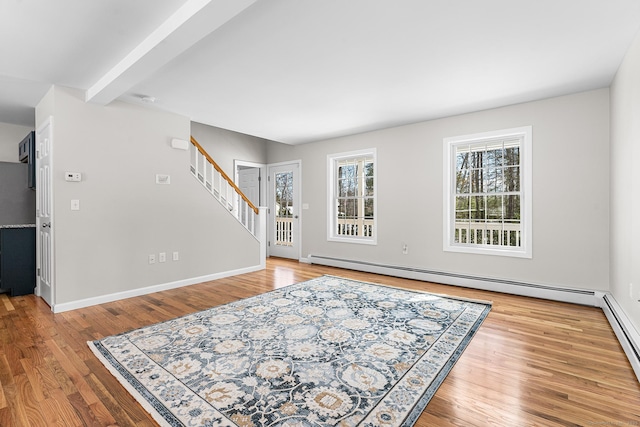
[267,160,302,260]
[35,116,55,308]
[234,159,266,208]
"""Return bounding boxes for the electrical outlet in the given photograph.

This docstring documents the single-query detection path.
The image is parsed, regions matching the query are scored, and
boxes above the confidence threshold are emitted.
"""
[172,251,179,261]
[402,243,408,255]
[159,252,166,263]
[149,254,156,264]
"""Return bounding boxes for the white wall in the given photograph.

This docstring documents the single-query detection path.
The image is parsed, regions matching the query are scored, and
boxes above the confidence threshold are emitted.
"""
[191,121,268,178]
[610,30,640,332]
[35,86,260,307]
[0,122,33,163]
[268,89,610,292]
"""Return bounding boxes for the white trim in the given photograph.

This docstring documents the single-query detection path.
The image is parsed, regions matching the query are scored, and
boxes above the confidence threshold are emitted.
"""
[308,255,599,306]
[258,207,267,269]
[443,126,532,258]
[327,148,377,245]
[51,264,264,313]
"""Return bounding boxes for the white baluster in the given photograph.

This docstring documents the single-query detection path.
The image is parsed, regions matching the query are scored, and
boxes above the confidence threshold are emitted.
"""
[202,154,208,189]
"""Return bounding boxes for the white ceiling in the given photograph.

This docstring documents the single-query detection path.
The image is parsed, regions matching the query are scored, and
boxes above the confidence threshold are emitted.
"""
[2,0,640,144]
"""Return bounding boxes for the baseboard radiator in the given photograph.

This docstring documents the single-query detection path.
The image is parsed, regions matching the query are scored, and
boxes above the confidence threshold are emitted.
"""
[308,255,600,305]
[600,294,640,382]
[308,254,640,382]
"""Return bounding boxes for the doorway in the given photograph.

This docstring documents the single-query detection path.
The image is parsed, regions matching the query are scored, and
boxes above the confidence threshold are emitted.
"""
[267,161,300,260]
[35,116,54,307]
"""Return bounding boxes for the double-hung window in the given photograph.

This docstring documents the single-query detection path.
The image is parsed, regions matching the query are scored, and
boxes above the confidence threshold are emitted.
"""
[443,126,532,258]
[328,149,376,244]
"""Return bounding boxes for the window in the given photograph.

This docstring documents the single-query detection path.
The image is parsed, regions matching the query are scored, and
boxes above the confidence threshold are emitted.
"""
[328,149,376,244]
[443,126,532,258]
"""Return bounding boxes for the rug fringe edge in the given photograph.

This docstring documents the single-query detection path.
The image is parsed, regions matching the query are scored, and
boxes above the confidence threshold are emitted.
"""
[87,341,173,427]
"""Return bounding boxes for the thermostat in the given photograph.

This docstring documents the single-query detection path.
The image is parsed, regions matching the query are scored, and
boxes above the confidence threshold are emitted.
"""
[65,172,82,182]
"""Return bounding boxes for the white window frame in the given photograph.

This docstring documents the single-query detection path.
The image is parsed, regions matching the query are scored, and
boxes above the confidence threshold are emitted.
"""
[327,148,377,245]
[443,126,532,258]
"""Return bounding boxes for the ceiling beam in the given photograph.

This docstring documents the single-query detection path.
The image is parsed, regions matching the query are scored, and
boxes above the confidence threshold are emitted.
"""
[85,0,256,105]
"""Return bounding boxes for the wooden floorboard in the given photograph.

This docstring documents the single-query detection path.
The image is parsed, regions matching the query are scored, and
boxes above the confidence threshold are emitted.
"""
[0,258,638,426]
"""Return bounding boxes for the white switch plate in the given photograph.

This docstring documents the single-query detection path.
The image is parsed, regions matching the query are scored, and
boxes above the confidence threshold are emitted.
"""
[65,172,82,182]
[156,174,171,185]
[172,251,179,261]
[159,252,166,263]
[302,203,309,210]
[149,254,156,264]
[71,199,80,211]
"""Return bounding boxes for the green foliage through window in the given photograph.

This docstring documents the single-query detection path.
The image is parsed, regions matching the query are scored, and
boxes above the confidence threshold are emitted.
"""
[454,138,522,247]
[330,151,376,241]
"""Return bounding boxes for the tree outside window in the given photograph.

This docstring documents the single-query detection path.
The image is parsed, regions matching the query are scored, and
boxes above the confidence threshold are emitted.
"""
[444,127,532,258]
[328,149,377,244]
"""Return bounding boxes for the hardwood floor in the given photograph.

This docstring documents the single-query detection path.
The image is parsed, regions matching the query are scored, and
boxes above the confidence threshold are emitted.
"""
[0,258,639,426]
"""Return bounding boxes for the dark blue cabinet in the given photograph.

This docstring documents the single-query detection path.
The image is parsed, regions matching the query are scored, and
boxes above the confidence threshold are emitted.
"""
[18,131,36,190]
[0,227,36,296]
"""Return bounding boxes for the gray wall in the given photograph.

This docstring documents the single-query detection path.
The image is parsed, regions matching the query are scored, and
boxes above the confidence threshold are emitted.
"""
[267,89,610,292]
[0,161,35,225]
[0,122,33,163]
[610,30,640,331]
[36,86,260,307]
[191,121,268,178]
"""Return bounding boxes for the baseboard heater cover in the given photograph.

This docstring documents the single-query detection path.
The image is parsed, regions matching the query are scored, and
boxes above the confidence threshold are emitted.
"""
[308,255,599,306]
[308,254,640,382]
[601,294,640,382]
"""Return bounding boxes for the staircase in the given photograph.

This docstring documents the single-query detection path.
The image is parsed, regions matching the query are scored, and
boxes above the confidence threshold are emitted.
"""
[189,136,260,239]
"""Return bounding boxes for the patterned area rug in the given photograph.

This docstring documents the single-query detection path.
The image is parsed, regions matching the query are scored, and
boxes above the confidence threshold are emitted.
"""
[89,276,491,427]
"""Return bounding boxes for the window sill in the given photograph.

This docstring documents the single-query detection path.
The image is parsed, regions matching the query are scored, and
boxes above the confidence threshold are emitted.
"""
[328,236,377,245]
[444,243,531,258]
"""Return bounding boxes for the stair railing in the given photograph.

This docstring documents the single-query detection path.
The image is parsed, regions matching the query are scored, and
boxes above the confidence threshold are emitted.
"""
[190,136,259,237]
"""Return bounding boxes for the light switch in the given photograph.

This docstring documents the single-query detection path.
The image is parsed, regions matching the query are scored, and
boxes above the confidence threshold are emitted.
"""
[71,199,80,211]
[65,172,82,182]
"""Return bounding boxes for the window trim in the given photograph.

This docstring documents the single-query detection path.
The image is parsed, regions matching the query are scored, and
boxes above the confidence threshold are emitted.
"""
[443,126,532,258]
[327,148,377,245]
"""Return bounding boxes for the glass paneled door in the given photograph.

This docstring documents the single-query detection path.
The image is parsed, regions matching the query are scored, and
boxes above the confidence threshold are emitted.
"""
[268,162,300,259]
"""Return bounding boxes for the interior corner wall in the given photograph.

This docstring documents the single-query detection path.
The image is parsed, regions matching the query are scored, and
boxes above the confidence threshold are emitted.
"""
[610,30,640,332]
[267,89,610,292]
[35,86,259,307]
[0,122,34,163]
[191,121,268,178]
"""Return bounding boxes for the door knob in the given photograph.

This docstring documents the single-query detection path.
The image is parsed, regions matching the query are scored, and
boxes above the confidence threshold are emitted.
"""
[42,223,51,228]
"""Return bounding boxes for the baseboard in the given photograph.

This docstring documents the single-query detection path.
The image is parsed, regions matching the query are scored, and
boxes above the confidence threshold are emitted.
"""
[308,255,600,306]
[308,254,640,382]
[599,293,640,382]
[52,264,265,313]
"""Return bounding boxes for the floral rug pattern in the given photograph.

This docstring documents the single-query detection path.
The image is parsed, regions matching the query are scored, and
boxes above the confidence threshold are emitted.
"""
[89,276,490,427]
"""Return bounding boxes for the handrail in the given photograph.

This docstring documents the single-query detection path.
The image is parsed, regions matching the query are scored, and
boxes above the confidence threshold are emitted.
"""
[190,136,259,215]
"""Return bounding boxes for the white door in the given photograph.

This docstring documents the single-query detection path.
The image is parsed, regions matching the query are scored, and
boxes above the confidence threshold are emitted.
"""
[268,162,300,259]
[238,167,260,206]
[36,117,54,307]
